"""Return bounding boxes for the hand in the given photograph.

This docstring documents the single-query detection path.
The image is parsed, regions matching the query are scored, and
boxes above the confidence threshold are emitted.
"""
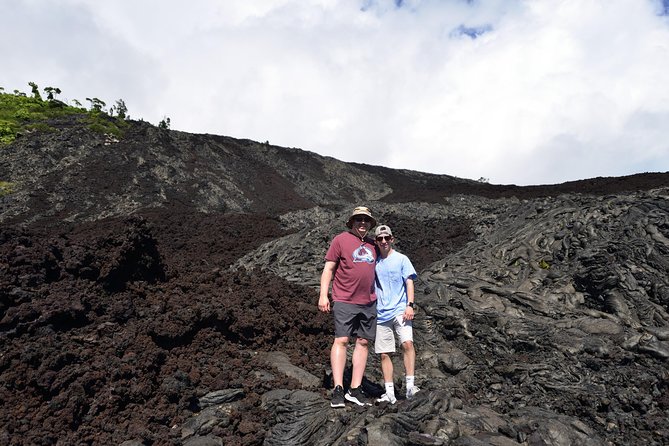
[318,295,331,313]
[403,306,415,321]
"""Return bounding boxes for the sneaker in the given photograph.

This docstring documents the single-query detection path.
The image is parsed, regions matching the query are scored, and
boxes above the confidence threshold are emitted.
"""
[376,392,397,404]
[331,385,345,408]
[406,386,420,399]
[344,387,372,406]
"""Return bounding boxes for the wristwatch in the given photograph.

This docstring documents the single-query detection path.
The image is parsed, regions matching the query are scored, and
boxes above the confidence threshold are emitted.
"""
[407,302,415,309]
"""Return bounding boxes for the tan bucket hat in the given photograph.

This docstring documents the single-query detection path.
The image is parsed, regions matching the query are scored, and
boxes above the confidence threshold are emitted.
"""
[346,206,377,228]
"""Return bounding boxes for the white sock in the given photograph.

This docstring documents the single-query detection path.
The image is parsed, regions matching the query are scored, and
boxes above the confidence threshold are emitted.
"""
[406,375,415,389]
[385,382,395,396]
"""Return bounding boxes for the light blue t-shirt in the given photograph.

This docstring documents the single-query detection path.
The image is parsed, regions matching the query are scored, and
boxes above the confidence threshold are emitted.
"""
[374,250,417,323]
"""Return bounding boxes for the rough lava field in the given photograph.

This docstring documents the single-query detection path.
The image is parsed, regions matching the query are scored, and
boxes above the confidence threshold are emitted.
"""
[1,117,668,445]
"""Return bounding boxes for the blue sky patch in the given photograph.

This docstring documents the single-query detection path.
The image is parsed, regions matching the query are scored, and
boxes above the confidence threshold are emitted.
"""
[661,0,669,15]
[360,0,412,12]
[451,24,492,39]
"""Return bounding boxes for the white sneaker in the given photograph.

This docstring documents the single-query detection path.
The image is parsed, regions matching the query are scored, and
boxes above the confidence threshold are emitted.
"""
[376,392,397,404]
[406,386,420,399]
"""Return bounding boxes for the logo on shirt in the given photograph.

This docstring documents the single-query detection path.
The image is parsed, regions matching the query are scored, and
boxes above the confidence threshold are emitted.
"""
[352,245,375,264]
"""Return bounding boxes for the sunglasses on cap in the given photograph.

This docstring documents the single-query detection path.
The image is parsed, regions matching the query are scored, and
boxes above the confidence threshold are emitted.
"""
[353,216,372,223]
[376,235,392,241]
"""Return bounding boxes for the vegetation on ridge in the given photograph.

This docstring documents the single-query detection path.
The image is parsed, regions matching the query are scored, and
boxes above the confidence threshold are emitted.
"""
[0,83,131,146]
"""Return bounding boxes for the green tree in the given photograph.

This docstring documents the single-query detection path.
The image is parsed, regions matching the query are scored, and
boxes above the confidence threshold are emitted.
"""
[114,99,128,119]
[86,97,106,112]
[28,82,42,100]
[158,116,171,129]
[43,86,62,101]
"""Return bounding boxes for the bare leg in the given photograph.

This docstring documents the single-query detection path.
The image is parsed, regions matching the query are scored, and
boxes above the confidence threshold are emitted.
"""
[402,340,415,376]
[350,337,369,388]
[331,337,349,387]
[380,353,394,383]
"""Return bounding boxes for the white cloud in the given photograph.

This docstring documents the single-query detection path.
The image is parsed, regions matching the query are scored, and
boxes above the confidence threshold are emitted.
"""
[3,0,669,185]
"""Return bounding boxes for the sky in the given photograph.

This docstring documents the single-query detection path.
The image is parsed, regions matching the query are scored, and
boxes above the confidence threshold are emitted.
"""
[3,0,669,185]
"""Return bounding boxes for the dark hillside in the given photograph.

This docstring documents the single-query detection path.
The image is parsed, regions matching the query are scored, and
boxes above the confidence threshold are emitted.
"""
[3,115,666,226]
[356,162,669,202]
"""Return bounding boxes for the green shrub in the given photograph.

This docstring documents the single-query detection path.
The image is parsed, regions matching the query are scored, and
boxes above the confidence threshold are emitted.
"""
[0,181,14,197]
[86,110,126,137]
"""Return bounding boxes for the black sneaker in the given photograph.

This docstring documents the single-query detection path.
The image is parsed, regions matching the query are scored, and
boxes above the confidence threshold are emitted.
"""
[344,387,372,406]
[331,385,345,408]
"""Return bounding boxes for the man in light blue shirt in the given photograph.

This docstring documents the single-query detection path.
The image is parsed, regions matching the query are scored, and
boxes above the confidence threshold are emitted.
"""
[373,224,420,404]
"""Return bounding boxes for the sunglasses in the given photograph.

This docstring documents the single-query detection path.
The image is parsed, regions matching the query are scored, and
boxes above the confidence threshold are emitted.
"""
[376,235,392,242]
[353,216,372,223]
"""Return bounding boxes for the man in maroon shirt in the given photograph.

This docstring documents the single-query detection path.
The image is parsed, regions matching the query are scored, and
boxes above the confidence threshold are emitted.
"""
[318,206,378,407]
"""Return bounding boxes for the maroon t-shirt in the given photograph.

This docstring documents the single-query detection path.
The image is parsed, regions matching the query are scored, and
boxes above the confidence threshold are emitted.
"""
[325,231,377,305]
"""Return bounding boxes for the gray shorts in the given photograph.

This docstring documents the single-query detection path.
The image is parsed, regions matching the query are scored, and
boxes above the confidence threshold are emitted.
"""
[374,315,413,353]
[333,300,377,341]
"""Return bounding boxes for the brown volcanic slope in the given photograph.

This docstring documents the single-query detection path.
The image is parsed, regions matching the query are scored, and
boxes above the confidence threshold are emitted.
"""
[0,116,668,445]
[2,116,666,225]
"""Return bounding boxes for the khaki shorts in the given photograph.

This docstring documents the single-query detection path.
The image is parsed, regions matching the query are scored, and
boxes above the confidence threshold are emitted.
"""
[374,314,413,353]
[333,300,377,341]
